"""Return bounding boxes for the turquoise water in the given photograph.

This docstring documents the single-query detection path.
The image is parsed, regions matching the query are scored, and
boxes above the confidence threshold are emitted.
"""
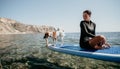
[0,32,120,69]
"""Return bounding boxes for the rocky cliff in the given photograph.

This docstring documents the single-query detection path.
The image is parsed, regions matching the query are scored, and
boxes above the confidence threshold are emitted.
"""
[0,18,55,34]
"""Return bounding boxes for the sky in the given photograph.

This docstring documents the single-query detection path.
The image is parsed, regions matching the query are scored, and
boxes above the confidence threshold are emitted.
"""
[0,0,120,32]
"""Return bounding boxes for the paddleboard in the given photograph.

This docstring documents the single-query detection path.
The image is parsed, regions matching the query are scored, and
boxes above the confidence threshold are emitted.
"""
[48,44,120,63]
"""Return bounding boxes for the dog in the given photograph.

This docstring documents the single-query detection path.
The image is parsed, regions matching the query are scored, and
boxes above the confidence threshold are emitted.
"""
[43,29,65,46]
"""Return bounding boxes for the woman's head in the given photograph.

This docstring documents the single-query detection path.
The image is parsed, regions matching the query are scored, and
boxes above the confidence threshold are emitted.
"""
[83,10,91,21]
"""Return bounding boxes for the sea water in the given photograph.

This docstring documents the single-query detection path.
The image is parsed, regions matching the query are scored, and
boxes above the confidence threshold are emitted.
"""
[0,32,120,69]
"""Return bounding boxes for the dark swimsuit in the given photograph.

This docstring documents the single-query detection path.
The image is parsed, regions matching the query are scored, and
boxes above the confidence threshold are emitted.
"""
[79,21,96,49]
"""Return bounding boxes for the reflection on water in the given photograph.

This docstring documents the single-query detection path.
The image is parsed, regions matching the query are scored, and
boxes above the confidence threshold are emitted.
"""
[0,33,120,69]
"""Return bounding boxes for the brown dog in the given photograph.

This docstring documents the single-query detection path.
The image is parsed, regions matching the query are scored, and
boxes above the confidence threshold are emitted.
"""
[43,31,57,46]
[43,29,65,46]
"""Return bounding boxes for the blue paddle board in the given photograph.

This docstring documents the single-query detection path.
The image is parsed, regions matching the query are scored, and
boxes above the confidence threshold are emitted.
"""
[48,44,120,63]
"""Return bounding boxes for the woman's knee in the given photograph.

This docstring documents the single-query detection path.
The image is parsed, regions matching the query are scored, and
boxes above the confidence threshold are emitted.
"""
[97,35,106,40]
[89,35,106,45]
[96,35,106,45]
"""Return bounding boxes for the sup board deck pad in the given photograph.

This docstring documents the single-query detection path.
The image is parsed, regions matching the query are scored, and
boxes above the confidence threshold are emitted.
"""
[48,44,120,63]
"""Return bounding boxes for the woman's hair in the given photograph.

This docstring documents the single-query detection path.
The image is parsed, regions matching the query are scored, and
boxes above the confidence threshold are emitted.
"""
[83,10,92,16]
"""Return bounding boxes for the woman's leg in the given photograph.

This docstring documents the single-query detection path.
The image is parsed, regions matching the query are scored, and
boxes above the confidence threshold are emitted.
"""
[89,35,109,49]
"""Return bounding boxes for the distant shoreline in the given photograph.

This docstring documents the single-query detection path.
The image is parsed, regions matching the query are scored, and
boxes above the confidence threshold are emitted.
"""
[0,18,55,34]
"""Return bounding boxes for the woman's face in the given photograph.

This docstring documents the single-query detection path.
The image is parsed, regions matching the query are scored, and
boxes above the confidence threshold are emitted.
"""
[83,13,90,21]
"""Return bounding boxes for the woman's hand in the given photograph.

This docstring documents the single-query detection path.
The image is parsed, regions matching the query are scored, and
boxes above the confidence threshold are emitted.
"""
[102,43,111,49]
[105,43,111,47]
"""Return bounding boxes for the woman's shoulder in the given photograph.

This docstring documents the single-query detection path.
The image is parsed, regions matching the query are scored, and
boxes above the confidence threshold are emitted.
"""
[80,20,85,23]
[80,20,85,25]
[80,20,96,25]
[80,21,84,26]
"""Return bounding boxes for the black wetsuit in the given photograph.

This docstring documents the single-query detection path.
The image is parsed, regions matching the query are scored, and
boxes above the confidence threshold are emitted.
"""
[79,20,96,49]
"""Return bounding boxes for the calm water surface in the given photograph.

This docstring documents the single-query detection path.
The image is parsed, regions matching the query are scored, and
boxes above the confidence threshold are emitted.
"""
[0,32,120,69]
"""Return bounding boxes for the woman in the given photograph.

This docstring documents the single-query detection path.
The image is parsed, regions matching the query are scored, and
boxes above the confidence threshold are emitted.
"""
[79,10,110,49]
